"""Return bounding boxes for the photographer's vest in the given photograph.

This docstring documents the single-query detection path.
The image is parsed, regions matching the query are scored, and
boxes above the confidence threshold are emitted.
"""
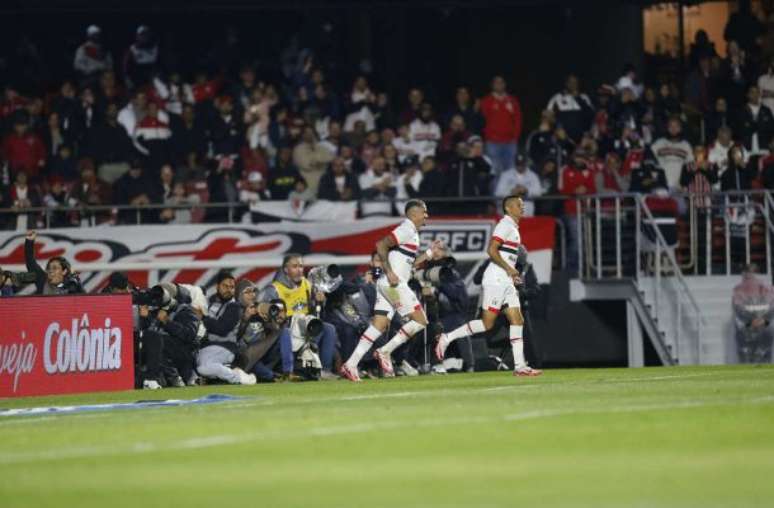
[273,278,311,317]
[205,298,239,346]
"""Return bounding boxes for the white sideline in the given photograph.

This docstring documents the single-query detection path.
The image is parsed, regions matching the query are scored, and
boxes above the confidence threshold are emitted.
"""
[1,396,772,465]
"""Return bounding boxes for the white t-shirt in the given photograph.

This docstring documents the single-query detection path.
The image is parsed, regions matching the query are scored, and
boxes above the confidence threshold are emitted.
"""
[385,219,419,283]
[408,119,441,160]
[759,73,774,112]
[483,215,521,286]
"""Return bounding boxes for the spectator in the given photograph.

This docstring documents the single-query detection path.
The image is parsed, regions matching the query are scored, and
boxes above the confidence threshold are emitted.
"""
[360,130,382,168]
[399,87,424,125]
[118,91,153,138]
[758,56,774,113]
[448,136,493,198]
[113,160,156,224]
[359,156,396,216]
[547,74,594,143]
[408,103,441,161]
[209,95,243,159]
[8,171,41,231]
[525,113,558,166]
[438,114,471,168]
[395,159,422,203]
[267,145,304,200]
[84,102,134,183]
[480,75,522,176]
[319,120,343,155]
[151,71,188,116]
[73,25,113,83]
[610,87,641,134]
[721,145,755,191]
[205,156,240,223]
[41,112,71,160]
[630,157,669,194]
[684,56,716,114]
[494,153,542,216]
[344,76,376,132]
[123,25,159,88]
[161,182,200,224]
[704,97,732,144]
[339,144,366,174]
[724,0,764,55]
[317,157,360,201]
[153,164,176,204]
[560,149,597,272]
[240,144,269,179]
[615,63,643,99]
[689,29,718,69]
[535,158,562,216]
[239,171,272,221]
[171,104,207,165]
[720,40,752,112]
[42,178,73,228]
[413,155,445,203]
[47,144,79,184]
[595,152,629,195]
[736,85,774,155]
[134,101,173,171]
[293,126,335,196]
[708,126,740,182]
[24,230,83,295]
[2,113,46,179]
[650,117,694,190]
[680,145,718,210]
[68,160,111,224]
[393,124,420,165]
[51,81,86,144]
[445,86,483,134]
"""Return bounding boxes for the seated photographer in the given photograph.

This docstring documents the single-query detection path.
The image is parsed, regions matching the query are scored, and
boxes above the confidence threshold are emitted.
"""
[324,252,380,362]
[197,274,257,385]
[237,299,299,382]
[137,282,203,388]
[0,268,33,297]
[415,246,474,373]
[24,230,84,295]
[262,254,338,380]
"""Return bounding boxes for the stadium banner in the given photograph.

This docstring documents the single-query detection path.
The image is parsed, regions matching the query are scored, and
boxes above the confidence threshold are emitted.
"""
[246,200,358,222]
[0,217,555,292]
[0,295,134,398]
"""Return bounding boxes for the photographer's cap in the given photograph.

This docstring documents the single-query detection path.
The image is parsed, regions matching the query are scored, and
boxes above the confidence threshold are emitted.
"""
[87,25,101,36]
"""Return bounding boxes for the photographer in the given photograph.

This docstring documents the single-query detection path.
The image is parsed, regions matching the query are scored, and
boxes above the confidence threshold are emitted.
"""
[136,282,203,387]
[414,247,473,373]
[0,269,16,297]
[261,254,338,380]
[237,299,299,382]
[196,273,257,385]
[324,252,380,362]
[105,273,163,390]
[24,230,84,295]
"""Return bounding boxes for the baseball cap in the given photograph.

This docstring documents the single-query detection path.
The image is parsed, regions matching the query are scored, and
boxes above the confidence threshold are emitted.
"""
[87,25,101,36]
[247,172,263,183]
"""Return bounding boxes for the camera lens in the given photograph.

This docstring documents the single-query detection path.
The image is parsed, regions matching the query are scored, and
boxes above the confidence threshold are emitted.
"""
[326,264,340,278]
[305,318,323,337]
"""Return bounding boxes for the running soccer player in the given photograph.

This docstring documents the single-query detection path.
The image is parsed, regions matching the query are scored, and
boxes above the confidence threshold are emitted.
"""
[434,195,542,377]
[340,199,443,382]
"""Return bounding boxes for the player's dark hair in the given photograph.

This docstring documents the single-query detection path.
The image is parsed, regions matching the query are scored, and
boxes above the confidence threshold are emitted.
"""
[404,200,425,216]
[502,195,520,214]
[282,253,303,269]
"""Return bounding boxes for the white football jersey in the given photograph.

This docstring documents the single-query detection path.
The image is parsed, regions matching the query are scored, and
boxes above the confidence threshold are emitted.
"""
[385,219,419,283]
[482,215,521,285]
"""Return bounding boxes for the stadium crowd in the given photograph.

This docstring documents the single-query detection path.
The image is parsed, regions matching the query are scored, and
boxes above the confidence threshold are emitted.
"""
[1,4,774,233]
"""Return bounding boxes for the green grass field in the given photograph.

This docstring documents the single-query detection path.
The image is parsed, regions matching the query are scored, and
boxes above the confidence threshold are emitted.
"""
[1,365,773,508]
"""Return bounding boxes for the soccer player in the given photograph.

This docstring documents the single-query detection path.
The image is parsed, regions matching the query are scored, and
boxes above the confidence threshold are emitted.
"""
[340,199,443,382]
[434,195,543,376]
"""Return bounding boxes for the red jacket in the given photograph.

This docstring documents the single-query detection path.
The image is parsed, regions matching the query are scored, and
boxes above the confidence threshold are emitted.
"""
[480,93,522,143]
[2,132,46,177]
[559,164,596,215]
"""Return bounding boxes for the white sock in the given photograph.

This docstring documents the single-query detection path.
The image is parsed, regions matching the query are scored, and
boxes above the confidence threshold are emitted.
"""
[380,320,425,355]
[510,324,525,368]
[446,319,486,344]
[345,325,382,368]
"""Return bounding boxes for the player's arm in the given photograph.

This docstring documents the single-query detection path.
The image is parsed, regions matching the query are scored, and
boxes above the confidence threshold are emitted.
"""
[376,234,399,285]
[487,237,520,284]
[413,239,444,268]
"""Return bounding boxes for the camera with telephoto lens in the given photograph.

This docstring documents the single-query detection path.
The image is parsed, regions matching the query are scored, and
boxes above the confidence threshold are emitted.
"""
[248,301,285,323]
[414,257,456,287]
[307,264,343,294]
[0,270,38,287]
[292,314,323,338]
[132,283,188,310]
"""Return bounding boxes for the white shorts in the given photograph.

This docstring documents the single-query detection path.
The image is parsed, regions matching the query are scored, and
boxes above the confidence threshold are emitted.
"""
[481,283,520,313]
[374,280,421,319]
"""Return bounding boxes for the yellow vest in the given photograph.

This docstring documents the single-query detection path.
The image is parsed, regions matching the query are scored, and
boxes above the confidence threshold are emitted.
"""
[273,278,311,316]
